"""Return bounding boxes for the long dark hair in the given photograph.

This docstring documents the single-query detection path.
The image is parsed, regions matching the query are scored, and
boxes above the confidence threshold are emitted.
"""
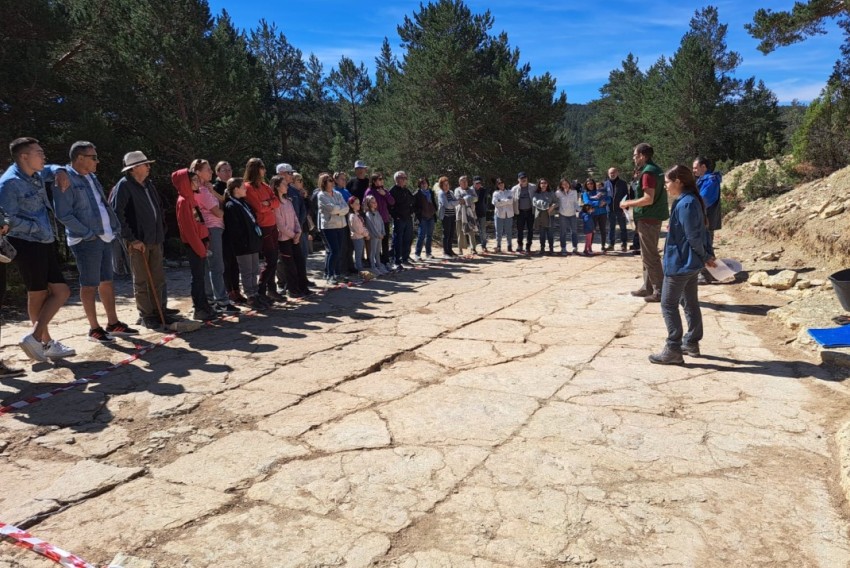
[665,164,708,227]
[243,158,265,186]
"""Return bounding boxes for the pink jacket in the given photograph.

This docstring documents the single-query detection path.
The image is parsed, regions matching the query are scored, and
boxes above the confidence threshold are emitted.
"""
[349,212,369,239]
[274,197,302,241]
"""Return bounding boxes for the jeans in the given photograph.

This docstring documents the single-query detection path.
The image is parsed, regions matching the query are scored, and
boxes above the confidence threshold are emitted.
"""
[593,215,608,249]
[187,248,210,310]
[441,214,456,255]
[608,208,628,248]
[637,219,663,295]
[322,227,345,278]
[415,217,435,256]
[236,253,259,297]
[494,216,513,249]
[353,238,365,271]
[558,215,578,251]
[478,217,488,250]
[278,239,308,296]
[222,237,239,294]
[381,221,391,264]
[369,234,382,269]
[660,270,703,350]
[204,226,227,303]
[337,223,355,275]
[392,217,413,264]
[516,209,533,249]
[539,227,554,251]
[258,225,278,295]
[71,238,114,287]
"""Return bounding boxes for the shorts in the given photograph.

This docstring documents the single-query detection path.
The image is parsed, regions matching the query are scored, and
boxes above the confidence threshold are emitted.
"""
[7,236,66,292]
[70,238,114,287]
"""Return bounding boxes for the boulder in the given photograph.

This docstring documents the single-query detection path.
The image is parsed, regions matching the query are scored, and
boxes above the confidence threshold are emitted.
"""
[796,280,812,290]
[748,271,770,286]
[764,270,798,291]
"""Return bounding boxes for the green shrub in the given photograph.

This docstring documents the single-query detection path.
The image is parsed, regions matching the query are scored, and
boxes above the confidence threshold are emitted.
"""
[742,161,792,201]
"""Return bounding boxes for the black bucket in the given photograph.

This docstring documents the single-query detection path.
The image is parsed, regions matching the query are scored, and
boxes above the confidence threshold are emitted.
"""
[829,269,850,312]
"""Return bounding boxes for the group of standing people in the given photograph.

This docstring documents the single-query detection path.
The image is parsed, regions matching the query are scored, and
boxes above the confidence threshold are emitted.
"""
[0,135,722,378]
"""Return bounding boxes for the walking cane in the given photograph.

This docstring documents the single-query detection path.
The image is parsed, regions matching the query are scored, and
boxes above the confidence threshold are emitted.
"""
[135,247,201,333]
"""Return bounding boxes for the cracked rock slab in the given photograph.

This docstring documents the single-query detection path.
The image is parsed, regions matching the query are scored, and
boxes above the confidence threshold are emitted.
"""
[303,410,391,452]
[381,385,539,446]
[161,506,390,568]
[153,431,308,491]
[31,478,233,561]
[0,459,142,525]
[247,445,488,532]
[258,391,370,438]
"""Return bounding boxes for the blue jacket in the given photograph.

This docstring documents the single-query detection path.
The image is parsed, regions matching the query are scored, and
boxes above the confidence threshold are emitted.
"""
[0,164,56,243]
[697,171,721,208]
[287,184,307,226]
[663,192,713,276]
[579,211,595,233]
[51,165,121,243]
[581,190,609,217]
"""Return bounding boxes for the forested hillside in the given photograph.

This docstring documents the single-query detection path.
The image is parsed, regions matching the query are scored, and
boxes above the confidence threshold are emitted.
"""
[1,0,848,190]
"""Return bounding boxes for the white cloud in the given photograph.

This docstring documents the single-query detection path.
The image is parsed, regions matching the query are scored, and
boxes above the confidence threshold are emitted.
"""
[769,80,827,103]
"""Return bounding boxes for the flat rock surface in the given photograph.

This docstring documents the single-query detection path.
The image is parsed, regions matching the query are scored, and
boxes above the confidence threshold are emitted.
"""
[1,252,849,567]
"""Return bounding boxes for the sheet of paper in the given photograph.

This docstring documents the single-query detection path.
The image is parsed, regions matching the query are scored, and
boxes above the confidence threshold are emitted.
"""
[706,258,737,282]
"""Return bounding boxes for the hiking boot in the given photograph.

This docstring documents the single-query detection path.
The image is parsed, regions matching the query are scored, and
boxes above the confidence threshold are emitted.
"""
[229,290,248,304]
[644,293,661,303]
[630,289,651,297]
[218,302,241,314]
[19,333,47,362]
[682,342,701,357]
[648,347,684,365]
[164,307,180,316]
[44,340,76,359]
[0,361,25,379]
[105,321,138,336]
[246,296,265,311]
[267,290,286,303]
[192,307,217,322]
[88,327,115,344]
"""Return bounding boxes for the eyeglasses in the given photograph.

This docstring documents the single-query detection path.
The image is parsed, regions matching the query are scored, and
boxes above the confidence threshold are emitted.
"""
[81,154,99,161]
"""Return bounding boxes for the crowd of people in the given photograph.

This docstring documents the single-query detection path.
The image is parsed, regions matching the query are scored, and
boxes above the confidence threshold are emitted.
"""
[0,137,722,378]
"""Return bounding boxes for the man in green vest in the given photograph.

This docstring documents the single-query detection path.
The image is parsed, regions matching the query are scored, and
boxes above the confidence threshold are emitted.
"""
[620,142,667,302]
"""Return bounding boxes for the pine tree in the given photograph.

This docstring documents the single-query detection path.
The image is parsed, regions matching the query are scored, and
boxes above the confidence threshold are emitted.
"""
[364,0,568,180]
[249,19,305,160]
[328,56,372,160]
[746,0,848,54]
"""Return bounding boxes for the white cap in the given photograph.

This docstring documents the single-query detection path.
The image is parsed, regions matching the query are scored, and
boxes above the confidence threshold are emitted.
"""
[354,160,368,169]
[276,163,294,174]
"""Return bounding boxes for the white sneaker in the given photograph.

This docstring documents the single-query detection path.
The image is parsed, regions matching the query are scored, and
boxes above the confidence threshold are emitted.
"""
[19,333,46,362]
[44,340,76,360]
[426,254,435,260]
[412,254,421,262]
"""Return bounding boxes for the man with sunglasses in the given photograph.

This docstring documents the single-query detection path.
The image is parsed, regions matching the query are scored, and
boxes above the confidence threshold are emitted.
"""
[51,141,137,343]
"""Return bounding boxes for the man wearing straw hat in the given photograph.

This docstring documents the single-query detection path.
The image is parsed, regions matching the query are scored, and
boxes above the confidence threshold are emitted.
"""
[110,151,173,329]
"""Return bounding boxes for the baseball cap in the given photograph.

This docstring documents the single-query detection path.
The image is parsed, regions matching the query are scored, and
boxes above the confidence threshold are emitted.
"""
[276,163,294,174]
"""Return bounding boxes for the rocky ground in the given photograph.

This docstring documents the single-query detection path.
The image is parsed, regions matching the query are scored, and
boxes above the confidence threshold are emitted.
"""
[1,242,849,567]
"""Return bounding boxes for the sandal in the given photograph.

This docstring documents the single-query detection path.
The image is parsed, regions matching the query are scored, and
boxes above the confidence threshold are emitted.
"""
[831,315,850,326]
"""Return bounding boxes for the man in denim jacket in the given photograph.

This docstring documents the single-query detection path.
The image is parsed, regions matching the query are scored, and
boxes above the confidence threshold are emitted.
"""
[51,141,137,343]
[0,137,73,362]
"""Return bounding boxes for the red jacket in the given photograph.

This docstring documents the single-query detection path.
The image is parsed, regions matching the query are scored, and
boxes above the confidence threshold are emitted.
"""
[243,181,279,228]
[173,168,209,258]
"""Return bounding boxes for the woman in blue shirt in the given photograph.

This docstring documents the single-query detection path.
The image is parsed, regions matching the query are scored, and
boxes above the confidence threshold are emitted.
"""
[649,165,716,365]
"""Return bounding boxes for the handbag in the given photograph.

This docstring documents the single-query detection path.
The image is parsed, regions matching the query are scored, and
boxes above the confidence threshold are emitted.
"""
[0,235,16,263]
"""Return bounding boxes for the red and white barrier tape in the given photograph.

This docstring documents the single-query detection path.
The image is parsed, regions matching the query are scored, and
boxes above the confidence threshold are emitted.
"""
[0,334,177,416]
[0,521,97,568]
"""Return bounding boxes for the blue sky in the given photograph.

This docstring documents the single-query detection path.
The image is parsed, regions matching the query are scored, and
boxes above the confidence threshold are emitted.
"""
[207,0,845,104]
